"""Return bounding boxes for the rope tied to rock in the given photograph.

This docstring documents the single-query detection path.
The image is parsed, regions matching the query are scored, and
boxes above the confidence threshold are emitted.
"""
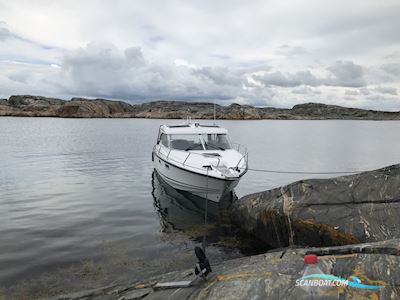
[245,167,363,175]
[202,166,210,252]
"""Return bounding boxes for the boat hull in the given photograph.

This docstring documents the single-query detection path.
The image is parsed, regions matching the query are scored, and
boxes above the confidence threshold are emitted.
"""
[153,152,239,202]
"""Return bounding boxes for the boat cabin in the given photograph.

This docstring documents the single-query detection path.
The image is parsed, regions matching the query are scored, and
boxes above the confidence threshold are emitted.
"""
[157,123,232,151]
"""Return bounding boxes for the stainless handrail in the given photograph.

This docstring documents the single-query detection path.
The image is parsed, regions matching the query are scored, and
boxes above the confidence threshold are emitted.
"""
[157,145,221,172]
[202,154,221,168]
[231,143,247,155]
[231,142,249,169]
[235,152,248,169]
[183,151,220,168]
[182,152,191,166]
[155,143,248,174]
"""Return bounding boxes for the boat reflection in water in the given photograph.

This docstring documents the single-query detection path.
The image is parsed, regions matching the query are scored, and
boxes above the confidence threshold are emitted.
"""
[151,170,269,256]
[151,170,234,236]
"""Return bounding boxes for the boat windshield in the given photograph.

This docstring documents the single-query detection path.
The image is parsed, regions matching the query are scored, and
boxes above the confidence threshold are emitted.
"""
[169,134,232,151]
[201,134,232,150]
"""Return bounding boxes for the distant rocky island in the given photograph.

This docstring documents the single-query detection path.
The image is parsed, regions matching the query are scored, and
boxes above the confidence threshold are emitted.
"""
[1,95,400,120]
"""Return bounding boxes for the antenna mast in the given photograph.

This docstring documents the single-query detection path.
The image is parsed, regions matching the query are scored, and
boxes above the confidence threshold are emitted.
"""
[213,103,216,122]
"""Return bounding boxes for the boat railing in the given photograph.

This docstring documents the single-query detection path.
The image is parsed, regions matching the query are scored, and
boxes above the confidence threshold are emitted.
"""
[182,152,221,168]
[231,143,249,169]
[155,143,248,173]
[156,146,221,172]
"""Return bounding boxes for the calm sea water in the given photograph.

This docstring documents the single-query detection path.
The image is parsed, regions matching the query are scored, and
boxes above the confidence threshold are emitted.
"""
[1,118,400,294]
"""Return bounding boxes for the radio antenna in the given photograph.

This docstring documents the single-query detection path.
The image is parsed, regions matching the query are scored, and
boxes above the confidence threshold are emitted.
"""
[213,103,216,123]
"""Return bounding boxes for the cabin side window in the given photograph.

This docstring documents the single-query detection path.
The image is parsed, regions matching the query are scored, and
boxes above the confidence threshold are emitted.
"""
[160,133,169,147]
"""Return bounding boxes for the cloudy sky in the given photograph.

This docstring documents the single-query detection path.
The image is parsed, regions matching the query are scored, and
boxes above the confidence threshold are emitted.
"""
[1,0,400,110]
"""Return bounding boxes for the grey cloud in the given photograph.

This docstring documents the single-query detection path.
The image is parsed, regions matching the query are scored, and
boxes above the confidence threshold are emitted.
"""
[0,23,60,65]
[252,61,366,88]
[58,42,270,104]
[192,66,244,86]
[0,1,399,111]
[148,35,165,43]
[381,63,400,77]
[275,45,308,57]
[0,24,37,47]
[7,72,29,83]
[357,86,398,97]
[0,27,13,41]
[359,87,371,95]
[253,71,298,87]
[0,23,27,42]
[309,3,400,58]
[252,70,318,87]
[291,86,313,94]
[373,86,398,95]
[208,54,231,60]
[364,94,400,111]
[345,89,359,96]
[124,47,146,67]
[63,43,129,70]
[0,23,52,49]
[344,96,357,101]
[326,61,365,87]
[317,9,399,42]
[384,51,400,60]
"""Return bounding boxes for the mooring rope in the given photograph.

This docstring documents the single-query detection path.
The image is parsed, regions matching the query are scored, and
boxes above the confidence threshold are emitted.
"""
[246,167,362,175]
[202,166,210,253]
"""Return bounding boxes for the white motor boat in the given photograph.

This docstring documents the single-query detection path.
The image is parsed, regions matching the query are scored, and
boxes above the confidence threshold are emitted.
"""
[152,123,248,202]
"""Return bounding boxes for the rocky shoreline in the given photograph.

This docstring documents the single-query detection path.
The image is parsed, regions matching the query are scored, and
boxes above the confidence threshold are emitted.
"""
[43,240,400,300]
[40,164,400,300]
[1,95,400,120]
[231,164,400,249]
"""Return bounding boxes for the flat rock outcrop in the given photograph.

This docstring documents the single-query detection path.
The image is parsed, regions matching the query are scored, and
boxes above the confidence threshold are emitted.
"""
[231,164,400,249]
[1,95,400,119]
[291,103,400,120]
[44,239,400,300]
[0,95,136,118]
[58,98,135,118]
